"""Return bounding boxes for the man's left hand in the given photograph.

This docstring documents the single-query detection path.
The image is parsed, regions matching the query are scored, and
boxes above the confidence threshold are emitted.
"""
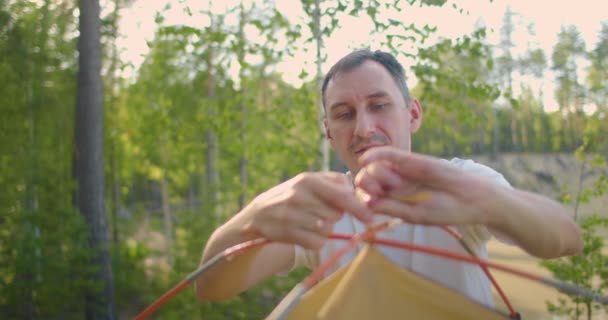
[354,146,493,226]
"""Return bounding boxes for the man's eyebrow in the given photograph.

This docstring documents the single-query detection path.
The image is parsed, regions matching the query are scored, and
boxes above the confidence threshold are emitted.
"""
[329,90,391,111]
[366,90,390,99]
[328,101,350,112]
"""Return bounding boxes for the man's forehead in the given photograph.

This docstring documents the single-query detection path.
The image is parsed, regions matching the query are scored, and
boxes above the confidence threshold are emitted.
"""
[325,61,396,104]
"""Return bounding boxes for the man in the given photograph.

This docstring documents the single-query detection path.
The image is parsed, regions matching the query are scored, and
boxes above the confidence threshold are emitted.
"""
[195,49,582,308]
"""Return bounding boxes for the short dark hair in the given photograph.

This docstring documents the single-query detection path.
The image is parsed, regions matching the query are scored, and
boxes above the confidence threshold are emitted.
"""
[321,49,411,111]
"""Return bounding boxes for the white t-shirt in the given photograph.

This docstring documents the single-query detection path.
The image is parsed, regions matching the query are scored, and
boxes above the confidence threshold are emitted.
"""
[291,158,512,308]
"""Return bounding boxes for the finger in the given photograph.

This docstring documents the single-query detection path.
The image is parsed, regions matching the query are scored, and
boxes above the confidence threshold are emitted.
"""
[318,171,352,188]
[295,191,344,223]
[306,174,374,223]
[358,146,408,167]
[299,213,334,237]
[355,188,378,207]
[279,208,334,235]
[369,198,428,225]
[289,228,327,250]
[354,161,402,196]
[310,218,334,236]
[298,172,373,223]
[360,148,463,191]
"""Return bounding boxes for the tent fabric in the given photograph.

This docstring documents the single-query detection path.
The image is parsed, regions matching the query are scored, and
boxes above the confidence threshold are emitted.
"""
[268,245,509,320]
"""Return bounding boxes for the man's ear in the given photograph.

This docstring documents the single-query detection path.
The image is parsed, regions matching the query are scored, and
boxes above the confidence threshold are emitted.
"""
[409,98,423,133]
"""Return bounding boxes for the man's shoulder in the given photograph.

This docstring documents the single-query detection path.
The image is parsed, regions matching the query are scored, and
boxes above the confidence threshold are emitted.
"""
[442,157,511,188]
[441,157,497,175]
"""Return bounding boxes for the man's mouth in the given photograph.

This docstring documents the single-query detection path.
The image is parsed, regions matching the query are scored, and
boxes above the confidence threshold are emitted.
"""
[351,135,389,155]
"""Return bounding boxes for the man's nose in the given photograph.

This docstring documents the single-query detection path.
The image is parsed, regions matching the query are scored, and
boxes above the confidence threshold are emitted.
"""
[354,114,376,138]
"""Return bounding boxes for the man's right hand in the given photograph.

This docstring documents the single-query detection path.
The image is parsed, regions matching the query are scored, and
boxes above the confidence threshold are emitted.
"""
[239,172,374,250]
[197,171,374,301]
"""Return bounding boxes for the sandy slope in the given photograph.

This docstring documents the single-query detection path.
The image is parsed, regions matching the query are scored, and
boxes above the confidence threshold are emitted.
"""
[488,240,607,320]
[473,153,608,222]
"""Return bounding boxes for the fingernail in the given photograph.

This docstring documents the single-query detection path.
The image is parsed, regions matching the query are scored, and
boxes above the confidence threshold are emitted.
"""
[366,195,379,207]
[361,214,373,224]
[315,219,324,229]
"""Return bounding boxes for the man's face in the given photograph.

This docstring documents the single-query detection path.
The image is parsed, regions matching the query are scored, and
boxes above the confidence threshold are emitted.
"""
[323,60,422,174]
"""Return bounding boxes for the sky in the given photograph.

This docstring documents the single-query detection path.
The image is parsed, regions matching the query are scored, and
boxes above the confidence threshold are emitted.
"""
[117,0,607,112]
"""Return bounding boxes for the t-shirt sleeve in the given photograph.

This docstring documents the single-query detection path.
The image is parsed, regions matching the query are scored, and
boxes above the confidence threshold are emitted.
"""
[276,245,318,276]
[447,158,512,189]
[289,245,319,271]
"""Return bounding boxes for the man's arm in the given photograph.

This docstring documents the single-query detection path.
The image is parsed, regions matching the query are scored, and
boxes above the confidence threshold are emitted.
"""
[196,172,373,301]
[483,185,582,258]
[355,147,583,259]
[196,214,294,301]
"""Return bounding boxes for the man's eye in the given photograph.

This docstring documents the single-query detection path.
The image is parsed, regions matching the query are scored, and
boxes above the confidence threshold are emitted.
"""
[372,103,387,111]
[337,112,354,119]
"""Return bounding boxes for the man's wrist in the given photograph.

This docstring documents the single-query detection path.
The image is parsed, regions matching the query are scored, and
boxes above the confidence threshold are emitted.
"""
[472,177,509,229]
[235,205,263,242]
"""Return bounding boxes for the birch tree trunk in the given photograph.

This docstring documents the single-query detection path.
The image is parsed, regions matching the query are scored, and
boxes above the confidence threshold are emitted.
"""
[205,6,220,218]
[238,2,248,209]
[314,0,330,171]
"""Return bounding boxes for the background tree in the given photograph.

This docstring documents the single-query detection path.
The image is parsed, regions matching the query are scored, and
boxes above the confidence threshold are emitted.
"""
[412,28,500,156]
[552,25,586,151]
[585,22,608,155]
[542,151,608,320]
[1,1,97,319]
[74,0,116,319]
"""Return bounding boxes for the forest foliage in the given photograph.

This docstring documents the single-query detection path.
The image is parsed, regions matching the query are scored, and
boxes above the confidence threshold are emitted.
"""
[0,0,607,319]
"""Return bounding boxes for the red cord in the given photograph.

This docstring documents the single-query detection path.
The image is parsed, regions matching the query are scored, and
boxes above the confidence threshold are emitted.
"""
[224,238,271,256]
[439,226,518,318]
[138,230,550,319]
[310,224,519,318]
[134,238,270,320]
[134,280,190,320]
[303,221,394,289]
[297,220,518,317]
[329,234,545,282]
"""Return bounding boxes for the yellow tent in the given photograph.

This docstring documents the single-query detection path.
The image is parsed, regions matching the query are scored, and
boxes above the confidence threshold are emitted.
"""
[267,245,510,320]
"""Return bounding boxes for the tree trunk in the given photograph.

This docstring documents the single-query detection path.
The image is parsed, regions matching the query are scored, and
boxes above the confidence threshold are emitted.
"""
[314,0,330,171]
[476,115,485,154]
[491,107,500,160]
[108,0,121,245]
[510,111,518,151]
[15,1,51,317]
[520,113,529,150]
[187,175,198,209]
[109,142,119,244]
[74,0,116,319]
[158,134,174,263]
[205,14,220,219]
[160,175,173,263]
[238,2,248,209]
[558,104,568,151]
[206,129,219,216]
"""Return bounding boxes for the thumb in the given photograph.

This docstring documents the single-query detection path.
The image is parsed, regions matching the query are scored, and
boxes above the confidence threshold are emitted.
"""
[322,171,353,190]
